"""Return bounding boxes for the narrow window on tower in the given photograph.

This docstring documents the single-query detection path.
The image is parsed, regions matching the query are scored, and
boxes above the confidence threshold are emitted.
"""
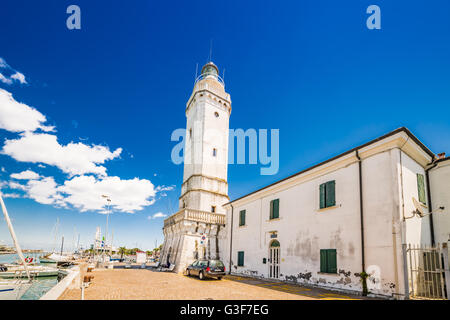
[211,206,216,213]
[189,128,192,139]
[213,148,217,157]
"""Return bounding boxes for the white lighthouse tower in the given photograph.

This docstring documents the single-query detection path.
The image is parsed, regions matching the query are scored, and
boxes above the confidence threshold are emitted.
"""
[161,61,231,272]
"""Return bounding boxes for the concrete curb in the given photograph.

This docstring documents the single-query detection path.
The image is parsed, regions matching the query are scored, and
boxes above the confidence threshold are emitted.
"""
[40,265,80,300]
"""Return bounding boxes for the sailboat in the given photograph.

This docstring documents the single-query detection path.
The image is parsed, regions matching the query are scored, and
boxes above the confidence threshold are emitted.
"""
[0,194,32,300]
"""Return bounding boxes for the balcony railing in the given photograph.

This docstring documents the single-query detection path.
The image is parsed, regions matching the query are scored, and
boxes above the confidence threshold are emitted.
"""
[164,208,226,228]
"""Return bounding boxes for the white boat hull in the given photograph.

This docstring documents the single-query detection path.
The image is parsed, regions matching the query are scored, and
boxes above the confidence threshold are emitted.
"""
[0,281,32,300]
[0,265,59,278]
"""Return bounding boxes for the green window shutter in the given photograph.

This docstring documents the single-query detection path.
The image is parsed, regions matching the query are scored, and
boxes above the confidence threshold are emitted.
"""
[327,249,337,273]
[269,200,274,219]
[417,174,426,204]
[273,199,279,219]
[239,210,246,226]
[237,251,244,266]
[319,183,326,209]
[320,250,327,273]
[326,180,336,207]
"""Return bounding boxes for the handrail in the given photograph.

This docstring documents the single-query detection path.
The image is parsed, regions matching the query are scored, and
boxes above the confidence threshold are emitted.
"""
[164,209,226,227]
[194,73,225,86]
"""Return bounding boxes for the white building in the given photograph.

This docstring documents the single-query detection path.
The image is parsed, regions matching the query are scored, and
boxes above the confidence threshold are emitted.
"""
[161,62,230,273]
[221,128,450,298]
[161,60,449,298]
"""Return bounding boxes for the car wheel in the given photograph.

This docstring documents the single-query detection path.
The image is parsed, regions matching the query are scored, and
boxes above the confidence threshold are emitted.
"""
[199,271,204,280]
[187,269,190,276]
[217,277,222,280]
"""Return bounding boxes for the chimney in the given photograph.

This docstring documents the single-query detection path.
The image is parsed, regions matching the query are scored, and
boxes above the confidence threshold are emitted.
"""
[438,152,446,159]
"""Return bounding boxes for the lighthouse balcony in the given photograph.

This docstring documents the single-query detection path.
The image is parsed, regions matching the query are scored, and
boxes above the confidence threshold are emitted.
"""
[163,208,226,228]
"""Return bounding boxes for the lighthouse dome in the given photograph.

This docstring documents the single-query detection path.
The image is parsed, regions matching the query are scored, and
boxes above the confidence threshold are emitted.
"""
[201,62,219,78]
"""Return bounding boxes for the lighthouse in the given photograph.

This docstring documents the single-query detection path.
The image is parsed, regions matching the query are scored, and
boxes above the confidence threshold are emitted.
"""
[161,62,231,272]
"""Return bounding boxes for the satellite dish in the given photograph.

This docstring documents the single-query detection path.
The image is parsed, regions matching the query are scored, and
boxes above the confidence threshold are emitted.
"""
[412,197,428,217]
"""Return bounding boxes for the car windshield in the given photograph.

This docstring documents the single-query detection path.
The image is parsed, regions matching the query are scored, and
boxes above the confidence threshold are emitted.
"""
[209,260,224,268]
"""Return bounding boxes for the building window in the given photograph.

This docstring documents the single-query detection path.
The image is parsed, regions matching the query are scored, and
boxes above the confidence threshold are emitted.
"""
[213,148,217,157]
[319,180,336,209]
[214,112,219,118]
[237,251,244,266]
[211,206,216,213]
[320,249,337,273]
[417,173,426,204]
[189,128,192,138]
[269,199,279,220]
[239,210,246,226]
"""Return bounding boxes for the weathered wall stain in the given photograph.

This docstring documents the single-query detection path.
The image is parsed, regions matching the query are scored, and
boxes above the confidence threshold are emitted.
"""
[286,231,319,262]
[348,242,355,256]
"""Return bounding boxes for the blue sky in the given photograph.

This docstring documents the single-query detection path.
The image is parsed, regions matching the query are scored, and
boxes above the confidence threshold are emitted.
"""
[0,0,449,251]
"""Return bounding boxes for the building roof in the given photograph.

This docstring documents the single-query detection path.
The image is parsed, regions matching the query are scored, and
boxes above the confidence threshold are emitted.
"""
[435,156,450,164]
[225,127,435,206]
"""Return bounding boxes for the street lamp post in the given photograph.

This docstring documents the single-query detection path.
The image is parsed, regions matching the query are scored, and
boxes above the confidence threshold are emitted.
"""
[101,195,111,261]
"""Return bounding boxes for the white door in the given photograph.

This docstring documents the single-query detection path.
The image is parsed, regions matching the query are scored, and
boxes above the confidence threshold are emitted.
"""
[269,240,280,279]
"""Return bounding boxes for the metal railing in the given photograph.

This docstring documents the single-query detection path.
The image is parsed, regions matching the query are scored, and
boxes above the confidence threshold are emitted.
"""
[194,73,225,86]
[163,208,226,228]
[406,243,450,299]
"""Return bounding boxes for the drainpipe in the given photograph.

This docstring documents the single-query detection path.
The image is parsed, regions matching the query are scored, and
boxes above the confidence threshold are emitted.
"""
[425,161,437,246]
[229,204,234,275]
[355,150,368,296]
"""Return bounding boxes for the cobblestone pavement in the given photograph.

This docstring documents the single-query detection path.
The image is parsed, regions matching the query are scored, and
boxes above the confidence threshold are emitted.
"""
[59,265,365,300]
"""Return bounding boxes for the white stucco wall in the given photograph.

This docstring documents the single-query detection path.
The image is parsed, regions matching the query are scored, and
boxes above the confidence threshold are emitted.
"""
[400,151,432,246]
[222,146,433,297]
[429,159,450,244]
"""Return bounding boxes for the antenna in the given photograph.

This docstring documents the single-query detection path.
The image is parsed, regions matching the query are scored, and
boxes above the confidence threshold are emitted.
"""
[222,68,226,82]
[168,197,174,215]
[406,197,446,219]
[208,39,213,62]
[194,63,199,83]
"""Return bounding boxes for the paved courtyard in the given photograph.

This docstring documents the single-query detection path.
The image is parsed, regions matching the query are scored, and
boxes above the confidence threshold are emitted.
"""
[59,264,364,300]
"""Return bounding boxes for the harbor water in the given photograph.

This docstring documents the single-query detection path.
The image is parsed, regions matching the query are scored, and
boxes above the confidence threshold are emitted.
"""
[0,253,64,300]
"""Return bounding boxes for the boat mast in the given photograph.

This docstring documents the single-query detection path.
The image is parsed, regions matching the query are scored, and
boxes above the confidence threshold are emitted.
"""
[0,194,31,279]
[52,217,59,253]
[60,236,64,256]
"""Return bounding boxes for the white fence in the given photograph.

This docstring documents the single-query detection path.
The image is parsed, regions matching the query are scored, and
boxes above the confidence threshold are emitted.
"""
[405,243,450,300]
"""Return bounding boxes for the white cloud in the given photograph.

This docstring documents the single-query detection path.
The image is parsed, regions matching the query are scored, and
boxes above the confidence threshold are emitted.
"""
[4,174,157,213]
[0,58,27,85]
[10,170,40,180]
[0,73,12,85]
[8,181,27,191]
[0,58,7,68]
[2,132,122,176]
[26,177,63,205]
[148,212,167,220]
[10,72,27,84]
[58,175,156,213]
[2,193,21,199]
[155,185,175,192]
[0,59,162,215]
[0,89,54,133]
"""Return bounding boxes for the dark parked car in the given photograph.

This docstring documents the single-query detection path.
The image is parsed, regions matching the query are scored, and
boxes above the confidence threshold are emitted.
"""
[186,259,226,280]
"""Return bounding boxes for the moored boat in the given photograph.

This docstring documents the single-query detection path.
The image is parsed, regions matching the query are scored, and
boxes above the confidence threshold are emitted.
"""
[0,279,32,300]
[0,264,59,278]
